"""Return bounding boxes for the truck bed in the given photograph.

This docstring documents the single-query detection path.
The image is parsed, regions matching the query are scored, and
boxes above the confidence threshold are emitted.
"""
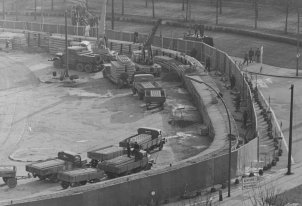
[99,155,148,175]
[26,159,66,175]
[87,145,125,161]
[119,133,152,148]
[58,168,105,183]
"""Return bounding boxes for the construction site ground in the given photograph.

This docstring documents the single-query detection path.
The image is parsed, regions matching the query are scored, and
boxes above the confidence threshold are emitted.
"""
[0,43,210,201]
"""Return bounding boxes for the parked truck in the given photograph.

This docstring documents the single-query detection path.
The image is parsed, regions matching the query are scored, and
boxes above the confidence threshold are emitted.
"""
[119,127,165,153]
[58,168,105,189]
[102,55,136,88]
[98,150,153,178]
[131,74,166,109]
[25,151,87,182]
[87,145,126,168]
[0,165,17,188]
[52,46,103,73]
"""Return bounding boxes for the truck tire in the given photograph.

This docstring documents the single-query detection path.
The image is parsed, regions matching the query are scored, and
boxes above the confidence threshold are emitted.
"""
[84,64,93,73]
[76,63,84,72]
[61,181,70,189]
[2,177,8,183]
[6,178,17,188]
[53,59,62,68]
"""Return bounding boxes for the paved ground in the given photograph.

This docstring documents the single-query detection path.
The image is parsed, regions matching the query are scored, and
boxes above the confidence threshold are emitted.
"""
[0,47,209,202]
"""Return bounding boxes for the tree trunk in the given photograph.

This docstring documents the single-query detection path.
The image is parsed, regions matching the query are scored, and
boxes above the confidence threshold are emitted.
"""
[254,0,258,29]
[152,0,155,18]
[285,0,289,33]
[112,0,114,30]
[2,0,5,20]
[216,0,219,25]
[34,0,36,20]
[182,0,184,11]
[122,0,124,15]
[145,0,148,8]
[51,0,54,11]
[219,0,222,14]
[185,0,189,21]
[15,0,18,21]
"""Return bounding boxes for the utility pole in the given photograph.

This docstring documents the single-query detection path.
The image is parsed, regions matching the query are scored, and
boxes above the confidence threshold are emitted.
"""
[111,0,114,30]
[34,0,36,20]
[2,0,5,20]
[287,84,294,175]
[285,0,289,33]
[297,10,300,76]
[64,10,69,78]
[216,0,218,25]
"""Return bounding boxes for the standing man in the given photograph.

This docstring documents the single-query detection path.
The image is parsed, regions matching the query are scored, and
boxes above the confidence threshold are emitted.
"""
[205,57,211,72]
[126,141,131,157]
[248,48,254,63]
[242,52,249,65]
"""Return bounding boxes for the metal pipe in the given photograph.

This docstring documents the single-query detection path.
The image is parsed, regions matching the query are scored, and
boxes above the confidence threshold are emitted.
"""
[186,76,232,197]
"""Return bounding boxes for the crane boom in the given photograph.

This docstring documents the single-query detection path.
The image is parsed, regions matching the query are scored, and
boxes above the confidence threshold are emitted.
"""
[143,19,162,50]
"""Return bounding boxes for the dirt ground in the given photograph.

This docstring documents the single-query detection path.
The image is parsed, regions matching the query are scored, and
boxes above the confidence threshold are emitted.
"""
[0,37,210,201]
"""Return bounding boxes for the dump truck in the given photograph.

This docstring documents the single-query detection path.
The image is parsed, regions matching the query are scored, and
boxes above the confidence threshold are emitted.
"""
[58,168,105,189]
[52,46,103,73]
[87,145,126,168]
[119,127,165,153]
[0,165,17,188]
[25,151,87,182]
[102,55,136,88]
[131,74,166,109]
[98,150,153,178]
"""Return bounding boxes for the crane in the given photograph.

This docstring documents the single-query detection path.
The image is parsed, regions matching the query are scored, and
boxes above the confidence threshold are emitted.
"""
[131,19,162,77]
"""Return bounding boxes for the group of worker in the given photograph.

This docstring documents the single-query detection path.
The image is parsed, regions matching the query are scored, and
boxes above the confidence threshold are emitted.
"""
[126,141,140,159]
[242,48,261,66]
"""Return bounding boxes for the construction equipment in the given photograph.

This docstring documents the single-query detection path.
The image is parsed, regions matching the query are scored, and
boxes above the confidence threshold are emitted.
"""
[119,127,166,152]
[131,19,162,76]
[51,46,103,73]
[58,168,105,189]
[25,151,87,182]
[0,165,17,188]
[183,24,214,47]
[131,74,166,109]
[87,145,126,168]
[102,55,136,88]
[98,150,153,178]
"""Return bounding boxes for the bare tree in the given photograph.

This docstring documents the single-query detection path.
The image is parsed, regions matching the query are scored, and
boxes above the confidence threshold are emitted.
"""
[122,0,124,15]
[152,0,154,18]
[285,0,290,33]
[145,0,148,8]
[182,0,185,11]
[254,0,258,29]
[219,0,222,14]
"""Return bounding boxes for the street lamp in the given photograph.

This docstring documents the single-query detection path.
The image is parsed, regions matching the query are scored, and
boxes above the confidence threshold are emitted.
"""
[185,75,232,197]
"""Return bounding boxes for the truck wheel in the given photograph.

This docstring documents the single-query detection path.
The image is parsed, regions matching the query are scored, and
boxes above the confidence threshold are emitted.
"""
[7,178,17,188]
[80,181,87,186]
[61,181,70,189]
[2,177,8,183]
[84,64,93,73]
[53,59,62,68]
[76,63,84,72]
[38,175,46,181]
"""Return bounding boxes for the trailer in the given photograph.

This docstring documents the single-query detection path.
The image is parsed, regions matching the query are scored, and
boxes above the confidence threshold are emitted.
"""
[58,168,105,189]
[0,165,17,188]
[98,151,153,178]
[119,127,166,153]
[25,151,87,182]
[87,145,126,168]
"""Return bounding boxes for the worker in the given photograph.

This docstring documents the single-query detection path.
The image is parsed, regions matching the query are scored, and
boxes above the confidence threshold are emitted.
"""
[126,141,131,157]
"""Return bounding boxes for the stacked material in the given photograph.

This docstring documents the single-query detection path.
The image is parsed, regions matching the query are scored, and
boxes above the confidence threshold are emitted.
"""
[153,56,186,75]
[109,41,140,55]
[25,159,65,175]
[87,145,125,161]
[11,36,27,50]
[110,55,135,82]
[49,36,67,55]
[129,134,152,145]
[57,168,105,183]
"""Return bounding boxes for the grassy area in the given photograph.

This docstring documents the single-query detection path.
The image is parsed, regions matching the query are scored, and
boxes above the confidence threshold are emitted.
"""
[3,0,301,36]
